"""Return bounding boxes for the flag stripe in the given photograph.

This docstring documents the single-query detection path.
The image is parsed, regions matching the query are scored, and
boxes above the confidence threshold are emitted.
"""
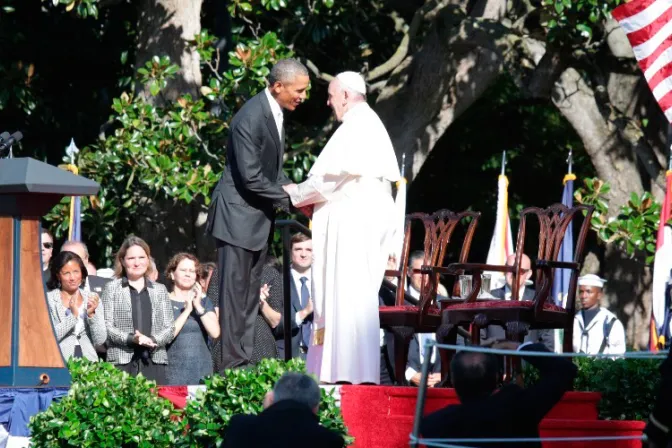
[625,1,672,47]
[613,0,672,122]
[612,0,665,24]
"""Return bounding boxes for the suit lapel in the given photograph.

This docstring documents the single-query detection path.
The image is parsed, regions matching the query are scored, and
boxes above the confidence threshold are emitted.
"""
[259,92,282,153]
[289,277,301,312]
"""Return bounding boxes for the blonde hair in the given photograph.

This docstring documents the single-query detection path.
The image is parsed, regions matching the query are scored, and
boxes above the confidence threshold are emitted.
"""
[113,235,154,279]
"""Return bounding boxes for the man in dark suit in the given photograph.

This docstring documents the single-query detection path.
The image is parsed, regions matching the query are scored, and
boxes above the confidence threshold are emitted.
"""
[421,341,577,447]
[483,253,554,349]
[406,333,441,387]
[206,59,310,369]
[224,372,345,448]
[275,233,313,360]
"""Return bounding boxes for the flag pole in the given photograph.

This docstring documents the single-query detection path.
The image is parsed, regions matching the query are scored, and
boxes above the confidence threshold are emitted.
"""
[567,148,573,175]
[400,152,406,178]
[501,151,506,176]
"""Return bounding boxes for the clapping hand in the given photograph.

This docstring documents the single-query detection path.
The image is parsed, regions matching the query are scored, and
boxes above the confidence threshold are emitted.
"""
[86,293,100,318]
[134,330,157,349]
[260,284,270,307]
[191,284,204,314]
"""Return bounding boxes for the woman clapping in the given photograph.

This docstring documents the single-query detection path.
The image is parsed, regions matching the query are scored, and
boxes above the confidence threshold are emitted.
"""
[165,253,219,385]
[46,251,106,361]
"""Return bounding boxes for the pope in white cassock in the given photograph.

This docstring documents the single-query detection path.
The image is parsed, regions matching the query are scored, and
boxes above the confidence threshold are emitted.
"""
[283,72,401,384]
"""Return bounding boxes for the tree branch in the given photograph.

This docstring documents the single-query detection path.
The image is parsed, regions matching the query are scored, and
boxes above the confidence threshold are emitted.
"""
[305,59,334,83]
[284,118,336,160]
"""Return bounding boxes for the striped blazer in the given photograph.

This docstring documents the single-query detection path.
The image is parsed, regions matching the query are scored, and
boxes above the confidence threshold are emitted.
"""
[102,277,175,365]
[46,288,107,362]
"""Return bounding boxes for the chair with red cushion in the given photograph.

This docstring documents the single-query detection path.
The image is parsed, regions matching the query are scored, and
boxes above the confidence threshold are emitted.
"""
[431,203,594,382]
[379,209,480,385]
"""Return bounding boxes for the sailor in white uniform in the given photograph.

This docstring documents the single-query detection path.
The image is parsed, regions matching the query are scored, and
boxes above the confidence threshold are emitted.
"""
[572,274,626,355]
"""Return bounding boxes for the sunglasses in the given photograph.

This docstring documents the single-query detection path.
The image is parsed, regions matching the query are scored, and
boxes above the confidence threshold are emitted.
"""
[42,242,53,249]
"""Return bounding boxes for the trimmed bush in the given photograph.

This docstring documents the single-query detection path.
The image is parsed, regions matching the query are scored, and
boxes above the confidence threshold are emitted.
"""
[178,357,353,447]
[29,359,181,447]
[524,357,662,421]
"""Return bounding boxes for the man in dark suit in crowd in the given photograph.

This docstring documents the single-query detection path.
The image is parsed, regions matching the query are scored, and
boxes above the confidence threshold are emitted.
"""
[275,233,313,360]
[206,58,310,370]
[645,346,672,447]
[421,341,577,447]
[406,333,442,387]
[224,372,345,448]
[484,253,554,350]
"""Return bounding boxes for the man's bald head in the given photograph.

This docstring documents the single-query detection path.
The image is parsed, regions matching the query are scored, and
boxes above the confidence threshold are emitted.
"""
[61,240,89,263]
[504,253,532,289]
[450,351,499,402]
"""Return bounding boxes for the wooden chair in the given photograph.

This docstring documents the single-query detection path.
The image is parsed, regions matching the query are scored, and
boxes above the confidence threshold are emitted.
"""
[379,210,480,385]
[432,203,594,382]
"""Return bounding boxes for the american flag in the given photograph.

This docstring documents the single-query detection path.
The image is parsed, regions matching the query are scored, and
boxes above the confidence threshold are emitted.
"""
[612,0,672,121]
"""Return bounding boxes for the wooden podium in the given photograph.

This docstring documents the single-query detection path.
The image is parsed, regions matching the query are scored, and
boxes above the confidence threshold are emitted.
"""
[0,157,99,386]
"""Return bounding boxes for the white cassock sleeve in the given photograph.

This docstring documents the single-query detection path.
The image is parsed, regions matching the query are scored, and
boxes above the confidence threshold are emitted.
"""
[287,174,352,208]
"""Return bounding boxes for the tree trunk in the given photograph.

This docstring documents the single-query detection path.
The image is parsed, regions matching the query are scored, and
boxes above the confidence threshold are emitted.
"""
[374,1,514,180]
[133,0,214,265]
[135,0,203,104]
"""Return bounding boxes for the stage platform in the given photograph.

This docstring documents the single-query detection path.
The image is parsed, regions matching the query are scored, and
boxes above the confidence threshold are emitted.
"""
[1,384,646,447]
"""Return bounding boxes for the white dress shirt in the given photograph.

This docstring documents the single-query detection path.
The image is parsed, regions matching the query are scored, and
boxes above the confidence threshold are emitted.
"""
[291,267,311,325]
[264,88,284,138]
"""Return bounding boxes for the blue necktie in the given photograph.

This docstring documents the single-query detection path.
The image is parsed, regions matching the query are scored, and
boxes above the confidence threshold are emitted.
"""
[300,276,311,348]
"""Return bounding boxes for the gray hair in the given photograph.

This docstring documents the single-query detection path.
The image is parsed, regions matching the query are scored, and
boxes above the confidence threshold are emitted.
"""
[268,58,309,86]
[272,373,321,410]
[408,250,425,267]
[61,240,88,258]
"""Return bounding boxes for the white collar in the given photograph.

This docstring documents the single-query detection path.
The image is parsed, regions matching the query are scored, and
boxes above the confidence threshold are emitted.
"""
[291,267,311,283]
[341,101,367,122]
[265,88,283,118]
[505,284,526,300]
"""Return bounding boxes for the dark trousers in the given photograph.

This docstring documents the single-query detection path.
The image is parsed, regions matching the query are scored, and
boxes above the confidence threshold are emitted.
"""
[217,240,267,370]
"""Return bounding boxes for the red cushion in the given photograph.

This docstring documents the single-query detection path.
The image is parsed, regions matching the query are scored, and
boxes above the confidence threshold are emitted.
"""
[379,305,441,316]
[447,300,566,313]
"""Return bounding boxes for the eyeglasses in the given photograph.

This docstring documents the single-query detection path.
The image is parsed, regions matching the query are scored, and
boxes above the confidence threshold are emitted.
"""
[42,242,53,249]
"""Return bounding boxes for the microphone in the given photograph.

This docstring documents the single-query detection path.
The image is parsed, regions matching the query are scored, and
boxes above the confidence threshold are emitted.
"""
[0,131,22,158]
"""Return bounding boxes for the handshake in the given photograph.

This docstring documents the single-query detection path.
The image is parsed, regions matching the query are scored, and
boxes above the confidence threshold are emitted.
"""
[278,183,313,219]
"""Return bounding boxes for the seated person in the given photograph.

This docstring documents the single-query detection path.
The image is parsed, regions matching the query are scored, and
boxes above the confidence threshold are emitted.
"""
[406,333,441,387]
[224,373,345,448]
[484,253,553,350]
[421,341,577,447]
[573,274,625,355]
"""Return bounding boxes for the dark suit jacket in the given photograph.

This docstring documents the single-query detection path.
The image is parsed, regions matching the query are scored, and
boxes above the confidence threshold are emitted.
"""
[482,286,554,349]
[206,91,291,251]
[421,343,577,447]
[645,346,672,446]
[223,400,345,448]
[87,275,111,295]
[274,273,312,359]
[406,334,441,381]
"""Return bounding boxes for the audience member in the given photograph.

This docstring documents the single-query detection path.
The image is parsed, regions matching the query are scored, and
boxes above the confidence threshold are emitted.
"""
[224,373,345,448]
[252,257,284,363]
[198,262,217,292]
[41,228,54,283]
[207,258,284,370]
[406,333,441,387]
[486,253,553,349]
[102,236,175,383]
[421,341,577,447]
[644,345,672,447]
[573,274,625,355]
[61,240,111,294]
[275,233,314,360]
[165,253,219,385]
[46,251,106,361]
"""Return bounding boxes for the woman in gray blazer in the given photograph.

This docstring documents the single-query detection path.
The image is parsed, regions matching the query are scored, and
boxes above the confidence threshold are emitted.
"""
[46,251,106,362]
[102,236,174,384]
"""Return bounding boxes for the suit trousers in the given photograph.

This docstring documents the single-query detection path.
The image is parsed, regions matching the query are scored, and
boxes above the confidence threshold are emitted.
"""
[217,240,268,370]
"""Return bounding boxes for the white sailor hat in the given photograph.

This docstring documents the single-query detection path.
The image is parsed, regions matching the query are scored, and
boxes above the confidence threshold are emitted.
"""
[577,274,606,289]
[336,71,367,95]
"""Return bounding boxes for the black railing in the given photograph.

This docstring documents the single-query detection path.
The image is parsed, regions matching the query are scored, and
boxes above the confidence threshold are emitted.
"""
[275,219,312,361]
